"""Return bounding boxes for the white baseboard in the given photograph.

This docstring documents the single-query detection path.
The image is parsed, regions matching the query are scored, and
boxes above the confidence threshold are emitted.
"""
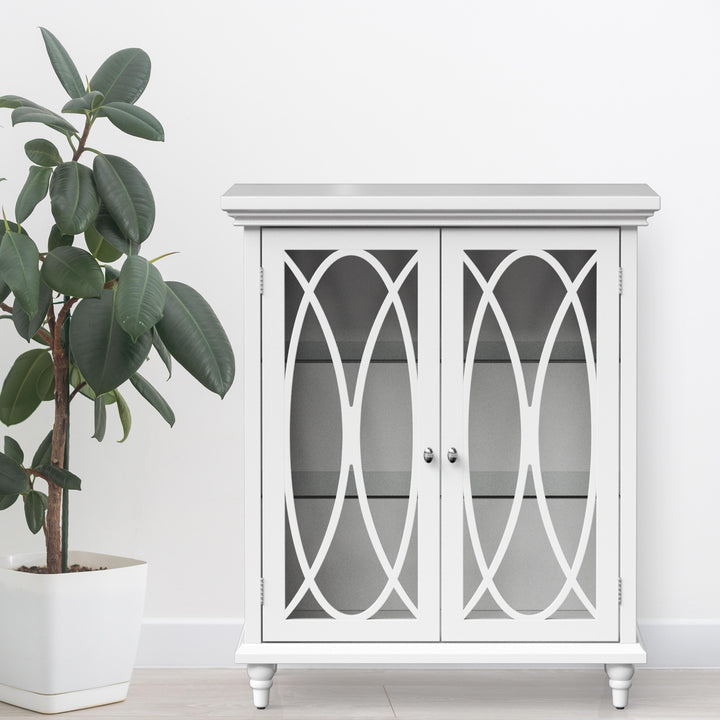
[639,620,720,668]
[135,619,720,668]
[136,618,243,667]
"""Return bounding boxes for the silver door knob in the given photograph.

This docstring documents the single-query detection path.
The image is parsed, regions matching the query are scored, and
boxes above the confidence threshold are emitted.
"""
[423,448,434,463]
[447,447,458,463]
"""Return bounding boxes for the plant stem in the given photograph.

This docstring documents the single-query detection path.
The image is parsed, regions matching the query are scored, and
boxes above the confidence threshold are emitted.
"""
[57,296,79,328]
[61,297,71,574]
[68,381,86,402]
[44,302,69,574]
[45,388,66,573]
[72,115,93,162]
[43,110,93,573]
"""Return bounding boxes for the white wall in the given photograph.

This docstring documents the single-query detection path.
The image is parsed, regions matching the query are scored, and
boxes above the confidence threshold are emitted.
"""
[1,0,719,666]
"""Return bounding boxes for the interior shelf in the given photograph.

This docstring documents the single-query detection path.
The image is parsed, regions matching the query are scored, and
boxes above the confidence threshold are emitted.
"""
[290,470,590,499]
[289,340,595,363]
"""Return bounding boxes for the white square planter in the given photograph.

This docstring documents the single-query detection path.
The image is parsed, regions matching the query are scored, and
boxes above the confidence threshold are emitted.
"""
[0,551,147,714]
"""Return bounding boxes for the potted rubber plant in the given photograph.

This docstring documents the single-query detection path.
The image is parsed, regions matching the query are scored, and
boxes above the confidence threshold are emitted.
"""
[0,29,234,713]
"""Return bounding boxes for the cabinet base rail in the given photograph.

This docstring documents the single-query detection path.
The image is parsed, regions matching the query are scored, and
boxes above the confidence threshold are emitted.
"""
[238,641,645,710]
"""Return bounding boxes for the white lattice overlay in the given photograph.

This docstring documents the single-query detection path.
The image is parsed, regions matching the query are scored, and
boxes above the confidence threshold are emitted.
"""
[283,250,420,620]
[462,250,598,621]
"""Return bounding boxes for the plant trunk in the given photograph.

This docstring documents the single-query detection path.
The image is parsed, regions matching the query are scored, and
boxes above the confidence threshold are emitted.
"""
[46,351,69,574]
[61,297,71,574]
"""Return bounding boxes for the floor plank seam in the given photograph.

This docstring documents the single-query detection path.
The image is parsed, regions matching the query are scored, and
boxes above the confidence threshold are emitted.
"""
[384,684,398,718]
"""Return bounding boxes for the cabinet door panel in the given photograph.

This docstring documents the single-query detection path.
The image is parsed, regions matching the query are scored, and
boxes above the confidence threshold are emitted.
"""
[262,228,440,642]
[441,228,619,641]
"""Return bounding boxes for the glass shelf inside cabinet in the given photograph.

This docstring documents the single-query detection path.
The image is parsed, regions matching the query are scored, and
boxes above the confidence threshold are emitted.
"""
[289,341,597,363]
[289,341,411,363]
[464,340,596,364]
[291,470,412,499]
[290,470,590,500]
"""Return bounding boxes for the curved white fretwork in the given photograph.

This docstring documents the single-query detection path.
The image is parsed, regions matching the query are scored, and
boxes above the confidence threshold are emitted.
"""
[462,250,598,620]
[283,250,420,620]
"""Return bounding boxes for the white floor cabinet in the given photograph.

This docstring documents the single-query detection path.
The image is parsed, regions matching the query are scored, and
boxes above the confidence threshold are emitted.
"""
[222,184,660,711]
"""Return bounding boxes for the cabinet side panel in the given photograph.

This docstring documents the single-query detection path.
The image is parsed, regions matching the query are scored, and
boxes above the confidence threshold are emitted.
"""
[620,228,638,644]
[244,228,262,644]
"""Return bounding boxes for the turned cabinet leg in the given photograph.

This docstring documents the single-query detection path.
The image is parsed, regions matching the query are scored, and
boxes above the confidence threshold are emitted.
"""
[604,663,635,709]
[247,664,277,709]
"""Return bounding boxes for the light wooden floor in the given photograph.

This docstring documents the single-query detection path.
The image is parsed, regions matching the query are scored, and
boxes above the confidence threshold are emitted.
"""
[0,669,718,719]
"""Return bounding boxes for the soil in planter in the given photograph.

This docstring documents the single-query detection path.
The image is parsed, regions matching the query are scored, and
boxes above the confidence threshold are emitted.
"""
[16,564,108,574]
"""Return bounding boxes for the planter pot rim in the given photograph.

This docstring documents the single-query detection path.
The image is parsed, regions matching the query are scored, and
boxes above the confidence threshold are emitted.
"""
[0,551,146,574]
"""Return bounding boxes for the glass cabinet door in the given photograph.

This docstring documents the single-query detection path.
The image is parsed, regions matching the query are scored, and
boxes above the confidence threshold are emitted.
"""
[441,228,620,642]
[262,228,440,642]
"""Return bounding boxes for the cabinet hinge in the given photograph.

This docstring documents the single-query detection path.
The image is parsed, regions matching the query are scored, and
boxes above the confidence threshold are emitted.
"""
[260,577,264,606]
[259,267,264,295]
[618,267,623,295]
[618,577,622,605]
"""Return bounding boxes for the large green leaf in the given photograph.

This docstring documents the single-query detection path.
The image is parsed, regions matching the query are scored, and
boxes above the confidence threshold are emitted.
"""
[0,231,40,315]
[90,48,151,105]
[151,327,172,379]
[31,429,53,468]
[102,102,164,141]
[0,452,29,494]
[62,91,105,115]
[92,396,106,441]
[84,222,122,262]
[12,106,78,137]
[69,288,152,395]
[129,372,175,426]
[50,162,100,234]
[39,28,85,99]
[15,166,52,224]
[41,246,103,298]
[0,349,54,425]
[92,155,154,244]
[3,436,23,465]
[25,138,63,167]
[13,281,52,342]
[156,282,235,398]
[23,490,47,534]
[93,208,140,256]
[0,95,43,109]
[35,464,81,491]
[116,255,166,340]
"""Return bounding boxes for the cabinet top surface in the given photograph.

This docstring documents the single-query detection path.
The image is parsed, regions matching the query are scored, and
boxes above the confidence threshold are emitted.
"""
[221,183,660,227]
[223,183,657,200]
